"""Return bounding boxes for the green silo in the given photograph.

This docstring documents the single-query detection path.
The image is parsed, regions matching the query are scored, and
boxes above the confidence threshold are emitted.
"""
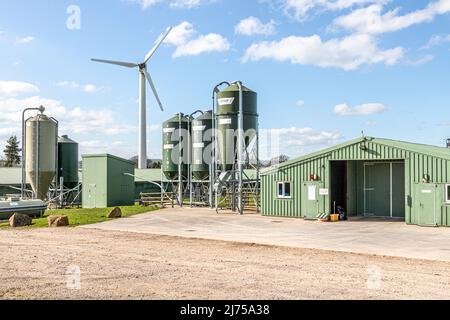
[216,83,258,171]
[163,113,190,180]
[192,111,213,180]
[57,135,79,188]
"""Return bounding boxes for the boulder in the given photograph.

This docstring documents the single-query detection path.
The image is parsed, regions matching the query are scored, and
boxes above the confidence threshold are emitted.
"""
[107,207,122,219]
[48,215,69,227]
[9,213,32,228]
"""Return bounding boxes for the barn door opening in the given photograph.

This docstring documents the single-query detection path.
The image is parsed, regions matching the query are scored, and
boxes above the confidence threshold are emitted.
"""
[330,161,347,214]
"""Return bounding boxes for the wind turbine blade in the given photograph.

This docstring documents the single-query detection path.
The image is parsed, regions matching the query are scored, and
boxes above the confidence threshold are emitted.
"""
[143,27,173,64]
[91,58,138,68]
[144,69,164,111]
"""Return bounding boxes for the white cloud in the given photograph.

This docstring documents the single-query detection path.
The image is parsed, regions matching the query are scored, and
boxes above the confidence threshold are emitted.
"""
[79,140,132,158]
[170,0,211,9]
[422,34,450,49]
[16,36,35,44]
[0,81,39,97]
[0,95,135,136]
[129,0,212,9]
[164,21,196,46]
[173,33,230,58]
[57,81,80,89]
[165,21,230,58]
[83,84,99,93]
[57,81,101,93]
[296,100,305,107]
[334,103,387,116]
[0,81,164,159]
[331,0,450,35]
[406,55,434,66]
[242,33,403,70]
[129,0,161,9]
[282,0,388,21]
[235,17,277,36]
[260,126,342,158]
[363,120,377,126]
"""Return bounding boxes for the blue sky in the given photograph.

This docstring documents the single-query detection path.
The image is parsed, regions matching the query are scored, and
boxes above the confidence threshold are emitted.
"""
[0,0,449,160]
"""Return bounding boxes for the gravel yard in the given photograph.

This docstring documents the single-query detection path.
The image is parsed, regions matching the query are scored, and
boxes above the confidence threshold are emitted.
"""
[1,227,450,300]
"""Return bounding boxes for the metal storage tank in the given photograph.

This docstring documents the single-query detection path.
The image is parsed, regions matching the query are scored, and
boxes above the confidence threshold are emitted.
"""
[192,111,213,180]
[25,113,58,200]
[163,113,190,180]
[57,135,79,189]
[216,83,258,171]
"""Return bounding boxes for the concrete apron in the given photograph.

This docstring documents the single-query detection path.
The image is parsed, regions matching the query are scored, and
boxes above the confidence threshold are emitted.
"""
[81,207,450,262]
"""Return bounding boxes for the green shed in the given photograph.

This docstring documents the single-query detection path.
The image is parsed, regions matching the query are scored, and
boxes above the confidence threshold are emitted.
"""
[261,137,450,227]
[82,154,135,208]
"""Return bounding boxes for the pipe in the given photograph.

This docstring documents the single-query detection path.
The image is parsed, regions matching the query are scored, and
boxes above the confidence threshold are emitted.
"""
[178,114,182,207]
[233,81,244,215]
[188,110,204,208]
[52,117,59,202]
[256,116,260,213]
[211,81,230,210]
[123,173,175,202]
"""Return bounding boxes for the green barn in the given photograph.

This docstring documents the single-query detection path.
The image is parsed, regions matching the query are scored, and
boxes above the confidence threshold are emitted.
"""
[82,154,135,208]
[261,137,450,227]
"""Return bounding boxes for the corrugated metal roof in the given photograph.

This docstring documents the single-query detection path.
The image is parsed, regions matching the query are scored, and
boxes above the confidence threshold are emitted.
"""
[262,136,450,175]
[0,168,23,185]
[134,169,164,182]
[82,153,135,165]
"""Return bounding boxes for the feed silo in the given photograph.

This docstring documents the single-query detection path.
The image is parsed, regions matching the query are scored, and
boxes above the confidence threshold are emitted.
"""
[192,111,213,180]
[57,135,79,189]
[25,113,58,200]
[163,113,190,180]
[216,83,258,171]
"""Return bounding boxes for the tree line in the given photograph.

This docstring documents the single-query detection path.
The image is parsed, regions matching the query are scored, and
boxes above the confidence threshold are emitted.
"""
[1,136,21,167]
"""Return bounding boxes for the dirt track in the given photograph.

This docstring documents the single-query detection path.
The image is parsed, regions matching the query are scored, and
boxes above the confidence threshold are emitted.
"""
[1,227,450,300]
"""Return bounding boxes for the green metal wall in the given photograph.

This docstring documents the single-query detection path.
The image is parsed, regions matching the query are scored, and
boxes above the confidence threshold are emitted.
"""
[82,156,107,208]
[82,154,135,208]
[106,156,135,207]
[261,138,450,226]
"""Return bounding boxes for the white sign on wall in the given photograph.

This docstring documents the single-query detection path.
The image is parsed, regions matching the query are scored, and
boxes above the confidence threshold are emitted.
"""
[319,188,329,196]
[218,98,235,106]
[308,185,317,201]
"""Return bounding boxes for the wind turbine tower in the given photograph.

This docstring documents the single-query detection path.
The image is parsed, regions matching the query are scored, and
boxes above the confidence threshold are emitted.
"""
[92,27,173,169]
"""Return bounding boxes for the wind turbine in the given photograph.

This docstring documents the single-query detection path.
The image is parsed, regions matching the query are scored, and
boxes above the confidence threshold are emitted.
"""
[92,27,173,169]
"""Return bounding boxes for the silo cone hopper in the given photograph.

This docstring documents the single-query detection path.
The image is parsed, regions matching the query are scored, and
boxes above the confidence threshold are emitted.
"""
[25,113,58,200]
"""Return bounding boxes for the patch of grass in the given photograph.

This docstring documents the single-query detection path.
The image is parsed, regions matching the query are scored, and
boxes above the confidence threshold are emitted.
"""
[0,205,160,229]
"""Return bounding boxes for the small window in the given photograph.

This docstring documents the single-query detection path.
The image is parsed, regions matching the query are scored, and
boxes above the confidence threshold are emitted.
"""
[277,182,292,199]
[446,184,450,203]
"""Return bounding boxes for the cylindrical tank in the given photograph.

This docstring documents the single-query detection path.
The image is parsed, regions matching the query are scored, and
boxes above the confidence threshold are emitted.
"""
[163,113,190,180]
[57,135,79,188]
[25,113,58,200]
[216,83,258,171]
[192,111,213,180]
